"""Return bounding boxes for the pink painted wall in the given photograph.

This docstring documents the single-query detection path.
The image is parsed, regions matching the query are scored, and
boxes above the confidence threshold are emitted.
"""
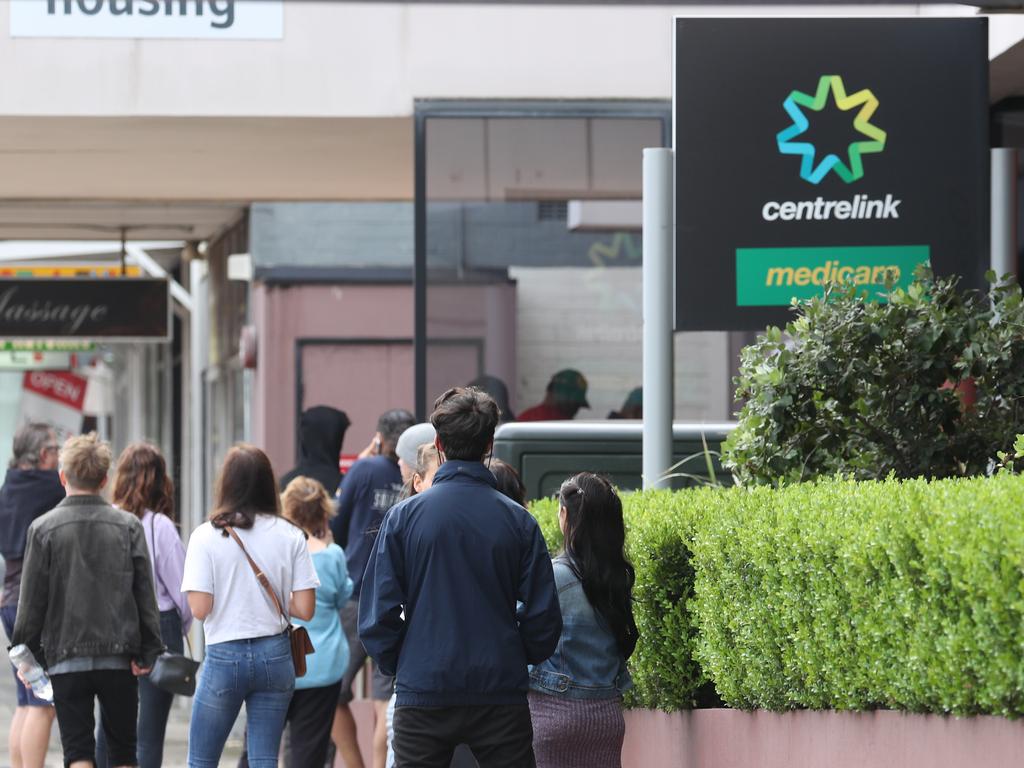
[620,709,1024,768]
[252,281,517,477]
[426,282,517,406]
[252,283,414,475]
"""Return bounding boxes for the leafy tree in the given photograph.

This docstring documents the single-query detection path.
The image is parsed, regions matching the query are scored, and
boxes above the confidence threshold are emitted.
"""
[723,269,1024,485]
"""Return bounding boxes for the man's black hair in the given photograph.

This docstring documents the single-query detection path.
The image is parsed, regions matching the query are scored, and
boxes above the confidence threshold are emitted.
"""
[430,387,500,461]
[378,409,416,449]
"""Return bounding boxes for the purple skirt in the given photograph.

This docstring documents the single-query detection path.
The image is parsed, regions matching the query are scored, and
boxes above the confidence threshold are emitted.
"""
[528,691,625,768]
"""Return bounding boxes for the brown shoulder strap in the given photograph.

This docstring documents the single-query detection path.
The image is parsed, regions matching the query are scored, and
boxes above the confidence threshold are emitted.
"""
[225,526,289,624]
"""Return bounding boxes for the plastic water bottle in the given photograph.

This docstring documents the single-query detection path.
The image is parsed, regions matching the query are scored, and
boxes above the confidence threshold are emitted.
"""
[8,645,53,703]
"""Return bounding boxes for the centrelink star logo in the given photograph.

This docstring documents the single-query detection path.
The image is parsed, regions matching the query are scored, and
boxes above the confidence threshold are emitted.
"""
[776,75,887,185]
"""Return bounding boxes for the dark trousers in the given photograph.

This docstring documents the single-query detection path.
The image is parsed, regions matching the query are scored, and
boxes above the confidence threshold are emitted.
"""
[285,682,343,767]
[97,609,183,768]
[393,705,534,768]
[52,669,139,767]
[238,680,342,768]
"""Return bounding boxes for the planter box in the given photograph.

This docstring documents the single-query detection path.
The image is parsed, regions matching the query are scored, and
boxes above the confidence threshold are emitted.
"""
[622,708,1024,768]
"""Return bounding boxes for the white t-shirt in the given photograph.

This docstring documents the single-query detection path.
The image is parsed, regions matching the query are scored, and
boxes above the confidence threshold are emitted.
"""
[181,515,320,646]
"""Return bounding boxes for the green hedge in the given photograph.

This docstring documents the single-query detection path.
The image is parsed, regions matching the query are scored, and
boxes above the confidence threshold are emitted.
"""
[529,474,1024,716]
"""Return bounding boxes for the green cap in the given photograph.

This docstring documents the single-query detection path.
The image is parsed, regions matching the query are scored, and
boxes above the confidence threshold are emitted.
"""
[550,369,589,408]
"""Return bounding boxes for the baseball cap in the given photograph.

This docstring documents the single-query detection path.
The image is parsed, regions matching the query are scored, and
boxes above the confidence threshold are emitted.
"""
[396,422,436,469]
[549,369,589,408]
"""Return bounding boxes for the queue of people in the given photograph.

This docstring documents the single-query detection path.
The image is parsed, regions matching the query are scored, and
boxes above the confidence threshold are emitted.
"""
[0,382,639,767]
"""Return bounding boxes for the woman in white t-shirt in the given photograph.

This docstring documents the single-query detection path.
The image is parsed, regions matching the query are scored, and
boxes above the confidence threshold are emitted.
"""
[182,444,319,768]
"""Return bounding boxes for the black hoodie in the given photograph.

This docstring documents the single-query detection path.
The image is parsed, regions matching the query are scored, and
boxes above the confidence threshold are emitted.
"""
[281,406,351,496]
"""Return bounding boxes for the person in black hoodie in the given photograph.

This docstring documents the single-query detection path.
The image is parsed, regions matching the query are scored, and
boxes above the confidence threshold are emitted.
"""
[0,422,65,768]
[281,406,351,497]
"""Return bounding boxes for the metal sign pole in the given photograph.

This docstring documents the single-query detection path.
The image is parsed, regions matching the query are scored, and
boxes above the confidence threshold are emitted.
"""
[188,257,208,659]
[991,148,1018,279]
[642,147,674,490]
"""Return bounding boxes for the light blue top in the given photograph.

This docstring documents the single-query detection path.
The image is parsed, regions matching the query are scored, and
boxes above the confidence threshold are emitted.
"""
[295,544,353,689]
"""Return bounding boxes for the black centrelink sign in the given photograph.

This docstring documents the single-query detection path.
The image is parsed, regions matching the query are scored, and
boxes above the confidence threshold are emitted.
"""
[0,278,170,340]
[673,17,990,331]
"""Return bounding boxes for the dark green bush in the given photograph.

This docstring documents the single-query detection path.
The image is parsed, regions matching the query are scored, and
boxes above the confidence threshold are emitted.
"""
[530,473,1024,716]
[723,271,1024,485]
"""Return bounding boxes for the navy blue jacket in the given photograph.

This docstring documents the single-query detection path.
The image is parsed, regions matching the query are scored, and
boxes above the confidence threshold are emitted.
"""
[332,455,403,597]
[358,460,562,707]
[0,469,64,561]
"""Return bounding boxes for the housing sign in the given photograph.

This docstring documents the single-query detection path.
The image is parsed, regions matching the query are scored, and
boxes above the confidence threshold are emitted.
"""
[674,17,989,331]
[10,0,283,39]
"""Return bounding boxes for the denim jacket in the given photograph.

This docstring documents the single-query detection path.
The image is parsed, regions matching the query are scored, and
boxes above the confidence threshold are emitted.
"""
[529,555,631,700]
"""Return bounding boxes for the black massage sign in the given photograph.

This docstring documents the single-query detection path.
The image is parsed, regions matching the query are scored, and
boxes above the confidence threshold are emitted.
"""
[0,278,170,340]
[673,17,990,331]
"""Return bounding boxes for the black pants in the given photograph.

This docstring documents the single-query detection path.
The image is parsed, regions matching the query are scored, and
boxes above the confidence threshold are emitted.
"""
[237,681,342,768]
[52,669,139,767]
[286,682,342,767]
[97,609,184,767]
[393,705,534,768]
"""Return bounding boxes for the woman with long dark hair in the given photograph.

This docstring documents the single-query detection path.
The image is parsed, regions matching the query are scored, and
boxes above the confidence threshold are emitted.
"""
[96,442,192,768]
[528,472,638,768]
[182,444,318,768]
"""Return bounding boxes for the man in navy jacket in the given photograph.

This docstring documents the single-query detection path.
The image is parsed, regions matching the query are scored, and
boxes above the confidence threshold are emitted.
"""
[359,387,561,767]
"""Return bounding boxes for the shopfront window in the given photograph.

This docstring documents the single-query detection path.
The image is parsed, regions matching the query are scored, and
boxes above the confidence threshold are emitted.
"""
[417,101,729,424]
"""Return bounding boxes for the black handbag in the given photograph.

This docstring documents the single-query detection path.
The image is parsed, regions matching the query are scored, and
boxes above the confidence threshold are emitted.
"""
[149,648,201,696]
[146,514,201,696]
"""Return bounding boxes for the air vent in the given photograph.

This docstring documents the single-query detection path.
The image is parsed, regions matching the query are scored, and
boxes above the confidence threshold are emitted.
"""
[537,201,568,222]
[566,200,642,232]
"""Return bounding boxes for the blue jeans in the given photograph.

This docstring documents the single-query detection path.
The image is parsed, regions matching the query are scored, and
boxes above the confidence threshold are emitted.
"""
[96,609,184,767]
[188,633,294,768]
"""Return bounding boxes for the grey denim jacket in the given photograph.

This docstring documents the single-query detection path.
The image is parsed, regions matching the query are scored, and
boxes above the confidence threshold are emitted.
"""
[11,495,164,670]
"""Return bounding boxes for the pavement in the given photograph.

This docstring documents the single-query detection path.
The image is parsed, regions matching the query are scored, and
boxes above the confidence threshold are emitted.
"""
[0,660,245,768]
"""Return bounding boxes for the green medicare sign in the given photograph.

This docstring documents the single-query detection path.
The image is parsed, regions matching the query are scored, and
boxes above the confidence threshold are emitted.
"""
[735,245,928,306]
[674,17,989,331]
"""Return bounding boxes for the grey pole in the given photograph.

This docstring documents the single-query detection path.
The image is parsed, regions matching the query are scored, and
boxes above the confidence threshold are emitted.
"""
[991,148,1018,279]
[642,147,675,490]
[189,258,208,539]
[188,256,209,658]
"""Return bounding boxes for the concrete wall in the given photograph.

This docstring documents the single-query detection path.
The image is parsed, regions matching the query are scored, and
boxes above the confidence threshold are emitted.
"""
[621,709,1024,768]
[0,3,679,117]
[349,705,1024,766]
[250,203,415,271]
[0,2,999,118]
[0,1,685,116]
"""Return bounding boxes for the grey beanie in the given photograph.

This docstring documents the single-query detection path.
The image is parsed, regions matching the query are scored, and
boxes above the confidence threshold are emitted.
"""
[396,422,437,468]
